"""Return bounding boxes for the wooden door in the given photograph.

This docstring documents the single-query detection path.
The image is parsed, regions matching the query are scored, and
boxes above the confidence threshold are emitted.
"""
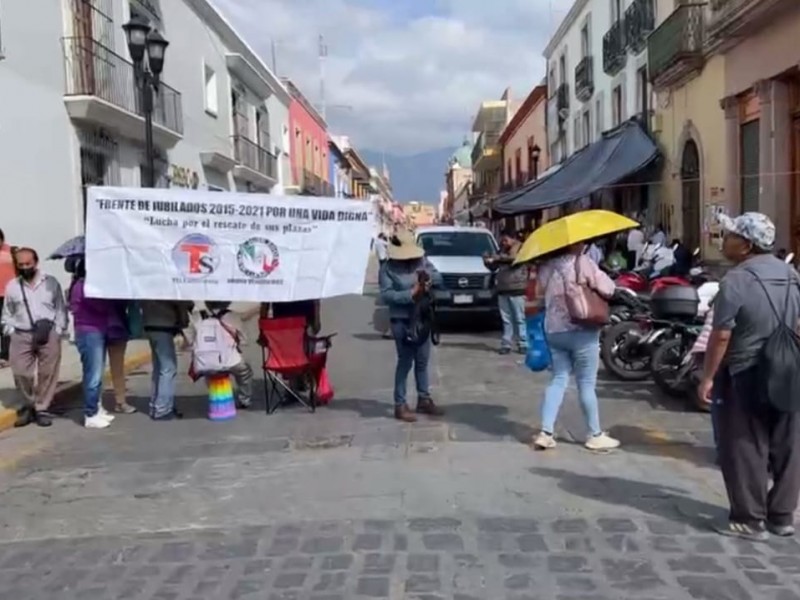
[72,0,95,94]
[681,139,701,252]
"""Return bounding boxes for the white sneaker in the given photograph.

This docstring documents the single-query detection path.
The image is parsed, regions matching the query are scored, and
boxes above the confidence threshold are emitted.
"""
[585,432,620,451]
[97,405,115,423]
[533,432,557,450]
[85,414,111,429]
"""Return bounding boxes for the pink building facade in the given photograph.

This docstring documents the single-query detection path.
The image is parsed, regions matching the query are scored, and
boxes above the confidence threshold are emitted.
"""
[284,80,330,195]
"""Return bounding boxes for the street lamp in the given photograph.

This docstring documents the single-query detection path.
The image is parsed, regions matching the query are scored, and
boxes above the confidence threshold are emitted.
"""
[123,16,169,188]
[530,144,541,180]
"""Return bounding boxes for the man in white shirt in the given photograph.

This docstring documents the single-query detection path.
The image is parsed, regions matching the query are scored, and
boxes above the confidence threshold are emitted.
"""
[374,234,388,264]
[626,227,644,268]
[650,223,667,247]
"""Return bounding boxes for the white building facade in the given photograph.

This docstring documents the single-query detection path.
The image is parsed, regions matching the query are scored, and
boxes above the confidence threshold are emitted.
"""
[544,0,654,165]
[0,0,290,258]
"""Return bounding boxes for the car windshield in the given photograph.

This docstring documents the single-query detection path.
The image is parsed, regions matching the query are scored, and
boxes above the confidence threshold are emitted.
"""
[417,232,496,257]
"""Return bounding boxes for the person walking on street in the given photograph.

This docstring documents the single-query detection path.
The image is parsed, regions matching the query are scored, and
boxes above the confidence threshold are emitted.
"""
[142,300,193,420]
[698,212,800,541]
[484,229,528,355]
[532,243,620,451]
[0,229,15,367]
[374,233,389,266]
[1,248,68,427]
[67,257,128,429]
[380,229,444,422]
[626,226,644,269]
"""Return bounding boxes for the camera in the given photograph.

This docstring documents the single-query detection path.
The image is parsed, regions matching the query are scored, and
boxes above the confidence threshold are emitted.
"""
[417,269,430,284]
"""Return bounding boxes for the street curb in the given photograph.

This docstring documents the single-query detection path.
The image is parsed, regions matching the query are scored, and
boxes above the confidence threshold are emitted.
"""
[0,306,260,434]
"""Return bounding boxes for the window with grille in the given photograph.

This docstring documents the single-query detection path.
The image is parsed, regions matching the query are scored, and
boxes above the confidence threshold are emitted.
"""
[596,93,604,136]
[78,128,120,222]
[740,120,760,212]
[582,110,591,147]
[612,85,623,126]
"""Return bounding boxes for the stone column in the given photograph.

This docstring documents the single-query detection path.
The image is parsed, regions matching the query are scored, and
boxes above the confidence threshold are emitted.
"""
[720,96,740,214]
[771,79,791,250]
[756,79,775,221]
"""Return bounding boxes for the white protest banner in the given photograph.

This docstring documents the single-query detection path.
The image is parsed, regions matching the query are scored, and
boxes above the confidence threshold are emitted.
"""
[85,187,375,302]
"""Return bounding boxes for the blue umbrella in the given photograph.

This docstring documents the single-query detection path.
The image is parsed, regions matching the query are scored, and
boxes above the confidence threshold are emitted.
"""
[49,235,85,259]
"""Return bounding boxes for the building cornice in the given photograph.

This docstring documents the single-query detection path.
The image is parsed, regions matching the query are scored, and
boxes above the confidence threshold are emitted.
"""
[499,85,547,146]
[283,79,327,131]
[186,0,291,106]
[543,0,589,59]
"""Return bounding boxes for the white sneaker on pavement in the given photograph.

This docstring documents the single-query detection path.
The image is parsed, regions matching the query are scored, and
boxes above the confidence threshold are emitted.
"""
[533,432,557,450]
[85,414,111,429]
[585,432,620,451]
[97,405,115,423]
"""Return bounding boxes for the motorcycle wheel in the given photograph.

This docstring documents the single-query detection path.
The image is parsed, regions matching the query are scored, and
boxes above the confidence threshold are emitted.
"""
[600,321,653,381]
[651,338,691,398]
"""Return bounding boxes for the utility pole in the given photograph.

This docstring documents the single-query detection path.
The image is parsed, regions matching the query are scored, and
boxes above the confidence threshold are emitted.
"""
[271,39,278,74]
[319,34,328,121]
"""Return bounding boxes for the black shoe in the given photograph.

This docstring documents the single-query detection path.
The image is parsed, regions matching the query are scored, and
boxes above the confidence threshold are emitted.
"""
[14,406,34,428]
[713,521,769,542]
[151,412,175,422]
[34,410,53,428]
[236,401,252,410]
[498,348,512,355]
[173,408,184,420]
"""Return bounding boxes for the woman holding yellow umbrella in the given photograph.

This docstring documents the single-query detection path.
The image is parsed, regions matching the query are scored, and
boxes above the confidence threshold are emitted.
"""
[516,210,638,452]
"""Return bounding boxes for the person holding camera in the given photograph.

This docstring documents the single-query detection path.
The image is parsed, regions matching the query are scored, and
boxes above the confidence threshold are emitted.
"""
[380,229,443,422]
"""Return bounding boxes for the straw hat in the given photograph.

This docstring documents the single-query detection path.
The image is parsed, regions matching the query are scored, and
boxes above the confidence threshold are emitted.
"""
[387,228,424,261]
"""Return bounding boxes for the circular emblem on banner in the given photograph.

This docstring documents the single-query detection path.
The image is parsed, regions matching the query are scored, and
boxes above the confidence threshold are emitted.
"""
[171,233,220,279]
[236,237,280,279]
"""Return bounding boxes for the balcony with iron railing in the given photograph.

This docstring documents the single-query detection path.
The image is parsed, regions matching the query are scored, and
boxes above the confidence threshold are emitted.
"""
[574,56,594,102]
[602,18,627,75]
[232,135,277,187]
[648,4,706,90]
[62,37,183,147]
[625,0,656,54]
[471,130,502,168]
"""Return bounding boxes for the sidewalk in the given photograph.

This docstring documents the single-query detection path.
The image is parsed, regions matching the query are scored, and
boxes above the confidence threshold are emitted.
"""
[0,303,259,432]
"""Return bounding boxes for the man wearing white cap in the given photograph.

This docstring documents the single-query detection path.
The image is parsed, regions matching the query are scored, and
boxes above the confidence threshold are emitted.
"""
[699,212,800,541]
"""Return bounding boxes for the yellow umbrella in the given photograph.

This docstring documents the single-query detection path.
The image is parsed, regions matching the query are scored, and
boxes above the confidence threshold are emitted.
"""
[514,210,639,265]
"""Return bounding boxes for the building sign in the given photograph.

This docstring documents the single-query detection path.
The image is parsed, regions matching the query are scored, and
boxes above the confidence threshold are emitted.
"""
[169,164,200,189]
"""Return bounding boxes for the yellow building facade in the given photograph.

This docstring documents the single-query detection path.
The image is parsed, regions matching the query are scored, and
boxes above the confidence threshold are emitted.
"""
[652,53,727,259]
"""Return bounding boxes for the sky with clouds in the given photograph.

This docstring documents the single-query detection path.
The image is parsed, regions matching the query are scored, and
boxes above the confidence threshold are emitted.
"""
[212,0,574,155]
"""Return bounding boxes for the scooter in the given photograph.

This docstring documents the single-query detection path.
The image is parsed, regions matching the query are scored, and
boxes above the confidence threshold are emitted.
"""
[615,244,691,294]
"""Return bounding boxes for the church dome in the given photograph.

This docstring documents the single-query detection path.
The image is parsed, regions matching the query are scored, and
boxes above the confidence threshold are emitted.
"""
[449,141,472,169]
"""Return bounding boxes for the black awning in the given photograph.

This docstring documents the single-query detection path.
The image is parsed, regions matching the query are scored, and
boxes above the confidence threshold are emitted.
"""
[493,120,659,216]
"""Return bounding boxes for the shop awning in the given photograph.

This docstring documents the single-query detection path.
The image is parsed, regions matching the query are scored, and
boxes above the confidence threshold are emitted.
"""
[493,120,659,216]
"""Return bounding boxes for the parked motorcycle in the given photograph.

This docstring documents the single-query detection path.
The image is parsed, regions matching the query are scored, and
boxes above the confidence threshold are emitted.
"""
[600,284,702,381]
[650,322,704,403]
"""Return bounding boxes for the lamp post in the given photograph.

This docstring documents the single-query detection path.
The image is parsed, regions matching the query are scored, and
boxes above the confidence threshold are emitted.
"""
[530,144,541,180]
[123,16,169,188]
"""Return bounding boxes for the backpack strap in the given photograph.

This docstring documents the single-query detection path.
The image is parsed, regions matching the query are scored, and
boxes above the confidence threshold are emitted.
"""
[743,267,791,326]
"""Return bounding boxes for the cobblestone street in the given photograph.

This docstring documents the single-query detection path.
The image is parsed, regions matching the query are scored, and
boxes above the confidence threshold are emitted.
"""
[0,292,796,599]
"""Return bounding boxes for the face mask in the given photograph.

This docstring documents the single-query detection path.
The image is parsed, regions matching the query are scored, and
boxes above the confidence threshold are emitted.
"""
[18,267,36,281]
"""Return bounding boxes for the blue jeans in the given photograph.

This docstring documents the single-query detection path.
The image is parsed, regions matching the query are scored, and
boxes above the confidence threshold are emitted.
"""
[75,331,107,418]
[541,329,602,436]
[498,294,527,350]
[391,319,431,406]
[147,331,177,418]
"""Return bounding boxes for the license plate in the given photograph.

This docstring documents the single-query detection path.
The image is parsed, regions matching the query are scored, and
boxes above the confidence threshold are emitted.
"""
[453,294,474,305]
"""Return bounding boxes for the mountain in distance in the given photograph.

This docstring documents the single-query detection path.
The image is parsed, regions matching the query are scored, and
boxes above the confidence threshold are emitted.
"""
[360,147,457,204]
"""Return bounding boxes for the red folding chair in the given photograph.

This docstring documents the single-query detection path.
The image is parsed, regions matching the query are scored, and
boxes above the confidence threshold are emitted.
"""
[258,317,334,414]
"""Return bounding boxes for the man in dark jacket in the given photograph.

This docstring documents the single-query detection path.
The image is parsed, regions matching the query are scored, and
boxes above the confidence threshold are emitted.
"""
[484,229,529,354]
